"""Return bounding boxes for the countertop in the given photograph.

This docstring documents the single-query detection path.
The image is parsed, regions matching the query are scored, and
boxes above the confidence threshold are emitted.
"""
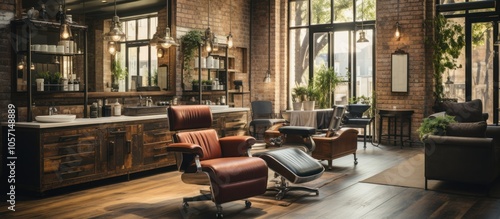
[5,107,249,129]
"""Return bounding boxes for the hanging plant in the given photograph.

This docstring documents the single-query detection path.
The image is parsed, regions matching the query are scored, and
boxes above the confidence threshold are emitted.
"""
[180,30,203,72]
[431,14,465,104]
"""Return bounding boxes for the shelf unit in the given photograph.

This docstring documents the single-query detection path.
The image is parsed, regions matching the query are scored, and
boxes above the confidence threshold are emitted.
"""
[11,19,88,121]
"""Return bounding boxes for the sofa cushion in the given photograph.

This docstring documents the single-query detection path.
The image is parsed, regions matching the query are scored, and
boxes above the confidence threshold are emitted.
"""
[443,99,484,122]
[446,121,487,138]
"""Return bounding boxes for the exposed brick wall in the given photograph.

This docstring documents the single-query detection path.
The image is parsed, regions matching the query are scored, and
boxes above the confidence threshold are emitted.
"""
[375,0,435,141]
[0,1,15,121]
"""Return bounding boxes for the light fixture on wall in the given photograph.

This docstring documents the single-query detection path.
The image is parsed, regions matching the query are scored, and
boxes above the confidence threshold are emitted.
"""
[104,0,126,42]
[227,0,234,48]
[204,0,213,52]
[264,0,271,83]
[150,0,178,49]
[394,0,401,41]
[59,0,72,40]
[357,0,369,43]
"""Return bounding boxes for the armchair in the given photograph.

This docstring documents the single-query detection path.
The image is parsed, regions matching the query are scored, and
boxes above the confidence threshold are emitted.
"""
[424,99,500,189]
[167,105,268,218]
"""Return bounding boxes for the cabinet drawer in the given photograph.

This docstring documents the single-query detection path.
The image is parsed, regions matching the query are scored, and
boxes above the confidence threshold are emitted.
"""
[143,121,169,131]
[42,128,97,144]
[143,130,172,144]
[43,151,96,183]
[224,112,247,130]
[143,142,175,165]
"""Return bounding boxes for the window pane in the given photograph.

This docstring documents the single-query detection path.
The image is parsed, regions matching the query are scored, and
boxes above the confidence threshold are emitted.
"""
[290,28,309,88]
[128,47,138,90]
[313,32,329,70]
[356,0,375,22]
[150,17,158,39]
[334,0,353,23]
[139,46,149,86]
[289,0,308,27]
[333,31,351,105]
[137,18,148,40]
[311,0,331,25]
[470,21,494,124]
[355,29,373,99]
[151,46,158,86]
[126,20,136,41]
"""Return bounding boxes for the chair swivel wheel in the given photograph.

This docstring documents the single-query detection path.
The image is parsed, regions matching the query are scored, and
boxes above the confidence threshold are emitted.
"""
[182,202,189,212]
[245,200,252,208]
[354,160,358,165]
[315,190,319,195]
[216,212,223,219]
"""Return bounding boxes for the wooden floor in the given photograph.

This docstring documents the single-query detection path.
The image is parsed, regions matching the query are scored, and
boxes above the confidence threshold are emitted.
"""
[2,142,500,219]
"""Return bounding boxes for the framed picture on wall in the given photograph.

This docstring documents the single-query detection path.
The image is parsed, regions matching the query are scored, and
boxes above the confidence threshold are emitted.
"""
[391,49,409,93]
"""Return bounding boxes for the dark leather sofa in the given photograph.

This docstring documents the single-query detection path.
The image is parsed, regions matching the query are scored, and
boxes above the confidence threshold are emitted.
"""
[424,99,500,189]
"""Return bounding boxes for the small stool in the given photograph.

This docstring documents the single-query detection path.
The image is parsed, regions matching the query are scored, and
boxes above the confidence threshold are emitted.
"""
[254,147,325,200]
[278,126,317,152]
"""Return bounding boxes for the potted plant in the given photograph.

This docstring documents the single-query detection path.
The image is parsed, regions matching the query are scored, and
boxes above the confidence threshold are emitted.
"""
[202,79,212,91]
[181,30,203,90]
[431,14,465,111]
[313,66,341,109]
[192,79,200,91]
[304,82,319,110]
[111,59,128,92]
[347,95,372,118]
[292,84,308,110]
[417,114,456,141]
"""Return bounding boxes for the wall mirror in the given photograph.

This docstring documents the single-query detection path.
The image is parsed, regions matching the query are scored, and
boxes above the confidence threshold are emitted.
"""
[391,49,409,93]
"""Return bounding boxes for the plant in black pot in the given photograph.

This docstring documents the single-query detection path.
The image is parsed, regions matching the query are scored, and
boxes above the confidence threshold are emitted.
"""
[192,79,200,91]
[417,114,456,141]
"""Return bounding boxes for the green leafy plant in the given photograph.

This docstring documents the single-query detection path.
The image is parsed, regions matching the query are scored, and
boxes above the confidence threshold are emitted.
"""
[417,114,456,141]
[313,66,341,108]
[292,84,308,102]
[431,14,465,104]
[181,30,203,72]
[37,71,50,83]
[112,59,128,81]
[50,72,61,84]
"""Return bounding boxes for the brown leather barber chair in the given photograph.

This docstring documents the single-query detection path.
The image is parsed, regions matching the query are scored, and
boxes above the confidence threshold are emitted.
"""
[167,105,268,219]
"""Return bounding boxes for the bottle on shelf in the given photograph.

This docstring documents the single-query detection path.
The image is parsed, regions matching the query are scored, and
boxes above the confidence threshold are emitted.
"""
[68,78,74,91]
[56,5,65,22]
[113,99,121,116]
[74,77,80,91]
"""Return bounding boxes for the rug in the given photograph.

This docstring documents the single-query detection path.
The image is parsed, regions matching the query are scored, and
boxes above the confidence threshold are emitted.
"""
[251,170,345,207]
[361,153,500,198]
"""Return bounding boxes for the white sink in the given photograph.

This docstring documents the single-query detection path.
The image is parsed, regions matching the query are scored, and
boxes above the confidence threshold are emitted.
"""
[209,105,229,111]
[36,114,76,123]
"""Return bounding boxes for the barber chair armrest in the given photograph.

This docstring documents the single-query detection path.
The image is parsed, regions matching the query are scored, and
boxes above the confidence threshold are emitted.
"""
[424,135,493,149]
[167,142,204,157]
[219,136,256,157]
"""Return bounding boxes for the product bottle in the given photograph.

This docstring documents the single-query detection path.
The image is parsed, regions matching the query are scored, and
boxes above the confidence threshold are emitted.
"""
[56,5,64,22]
[68,78,74,91]
[90,102,98,118]
[74,77,80,91]
[113,99,121,116]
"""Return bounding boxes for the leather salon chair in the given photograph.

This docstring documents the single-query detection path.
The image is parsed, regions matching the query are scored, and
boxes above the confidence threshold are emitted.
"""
[249,100,286,140]
[167,105,268,218]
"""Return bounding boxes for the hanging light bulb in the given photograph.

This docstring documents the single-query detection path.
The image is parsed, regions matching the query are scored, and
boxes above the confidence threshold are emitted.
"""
[227,0,234,48]
[60,23,72,40]
[357,0,369,43]
[205,27,212,52]
[264,0,271,83]
[227,33,233,48]
[104,0,125,42]
[151,0,178,48]
[157,47,164,58]
[30,63,35,70]
[394,22,401,40]
[17,57,25,70]
[212,34,219,52]
[108,41,117,55]
[264,70,271,83]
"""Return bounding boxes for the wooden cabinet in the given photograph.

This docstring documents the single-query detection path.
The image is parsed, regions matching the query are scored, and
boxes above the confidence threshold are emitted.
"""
[42,127,98,186]
[1,111,248,194]
[212,111,248,137]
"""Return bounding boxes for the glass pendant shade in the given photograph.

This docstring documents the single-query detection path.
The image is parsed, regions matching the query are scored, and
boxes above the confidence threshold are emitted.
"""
[157,48,164,58]
[30,63,35,70]
[394,22,401,40]
[357,30,369,43]
[227,33,233,48]
[60,23,72,40]
[263,71,271,83]
[17,59,25,70]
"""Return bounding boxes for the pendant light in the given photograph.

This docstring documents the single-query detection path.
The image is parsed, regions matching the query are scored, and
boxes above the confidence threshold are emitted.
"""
[17,56,25,70]
[150,0,178,49]
[204,0,213,52]
[263,0,271,83]
[227,0,234,48]
[108,41,117,55]
[59,1,72,40]
[105,0,126,42]
[357,0,369,43]
[394,0,401,41]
